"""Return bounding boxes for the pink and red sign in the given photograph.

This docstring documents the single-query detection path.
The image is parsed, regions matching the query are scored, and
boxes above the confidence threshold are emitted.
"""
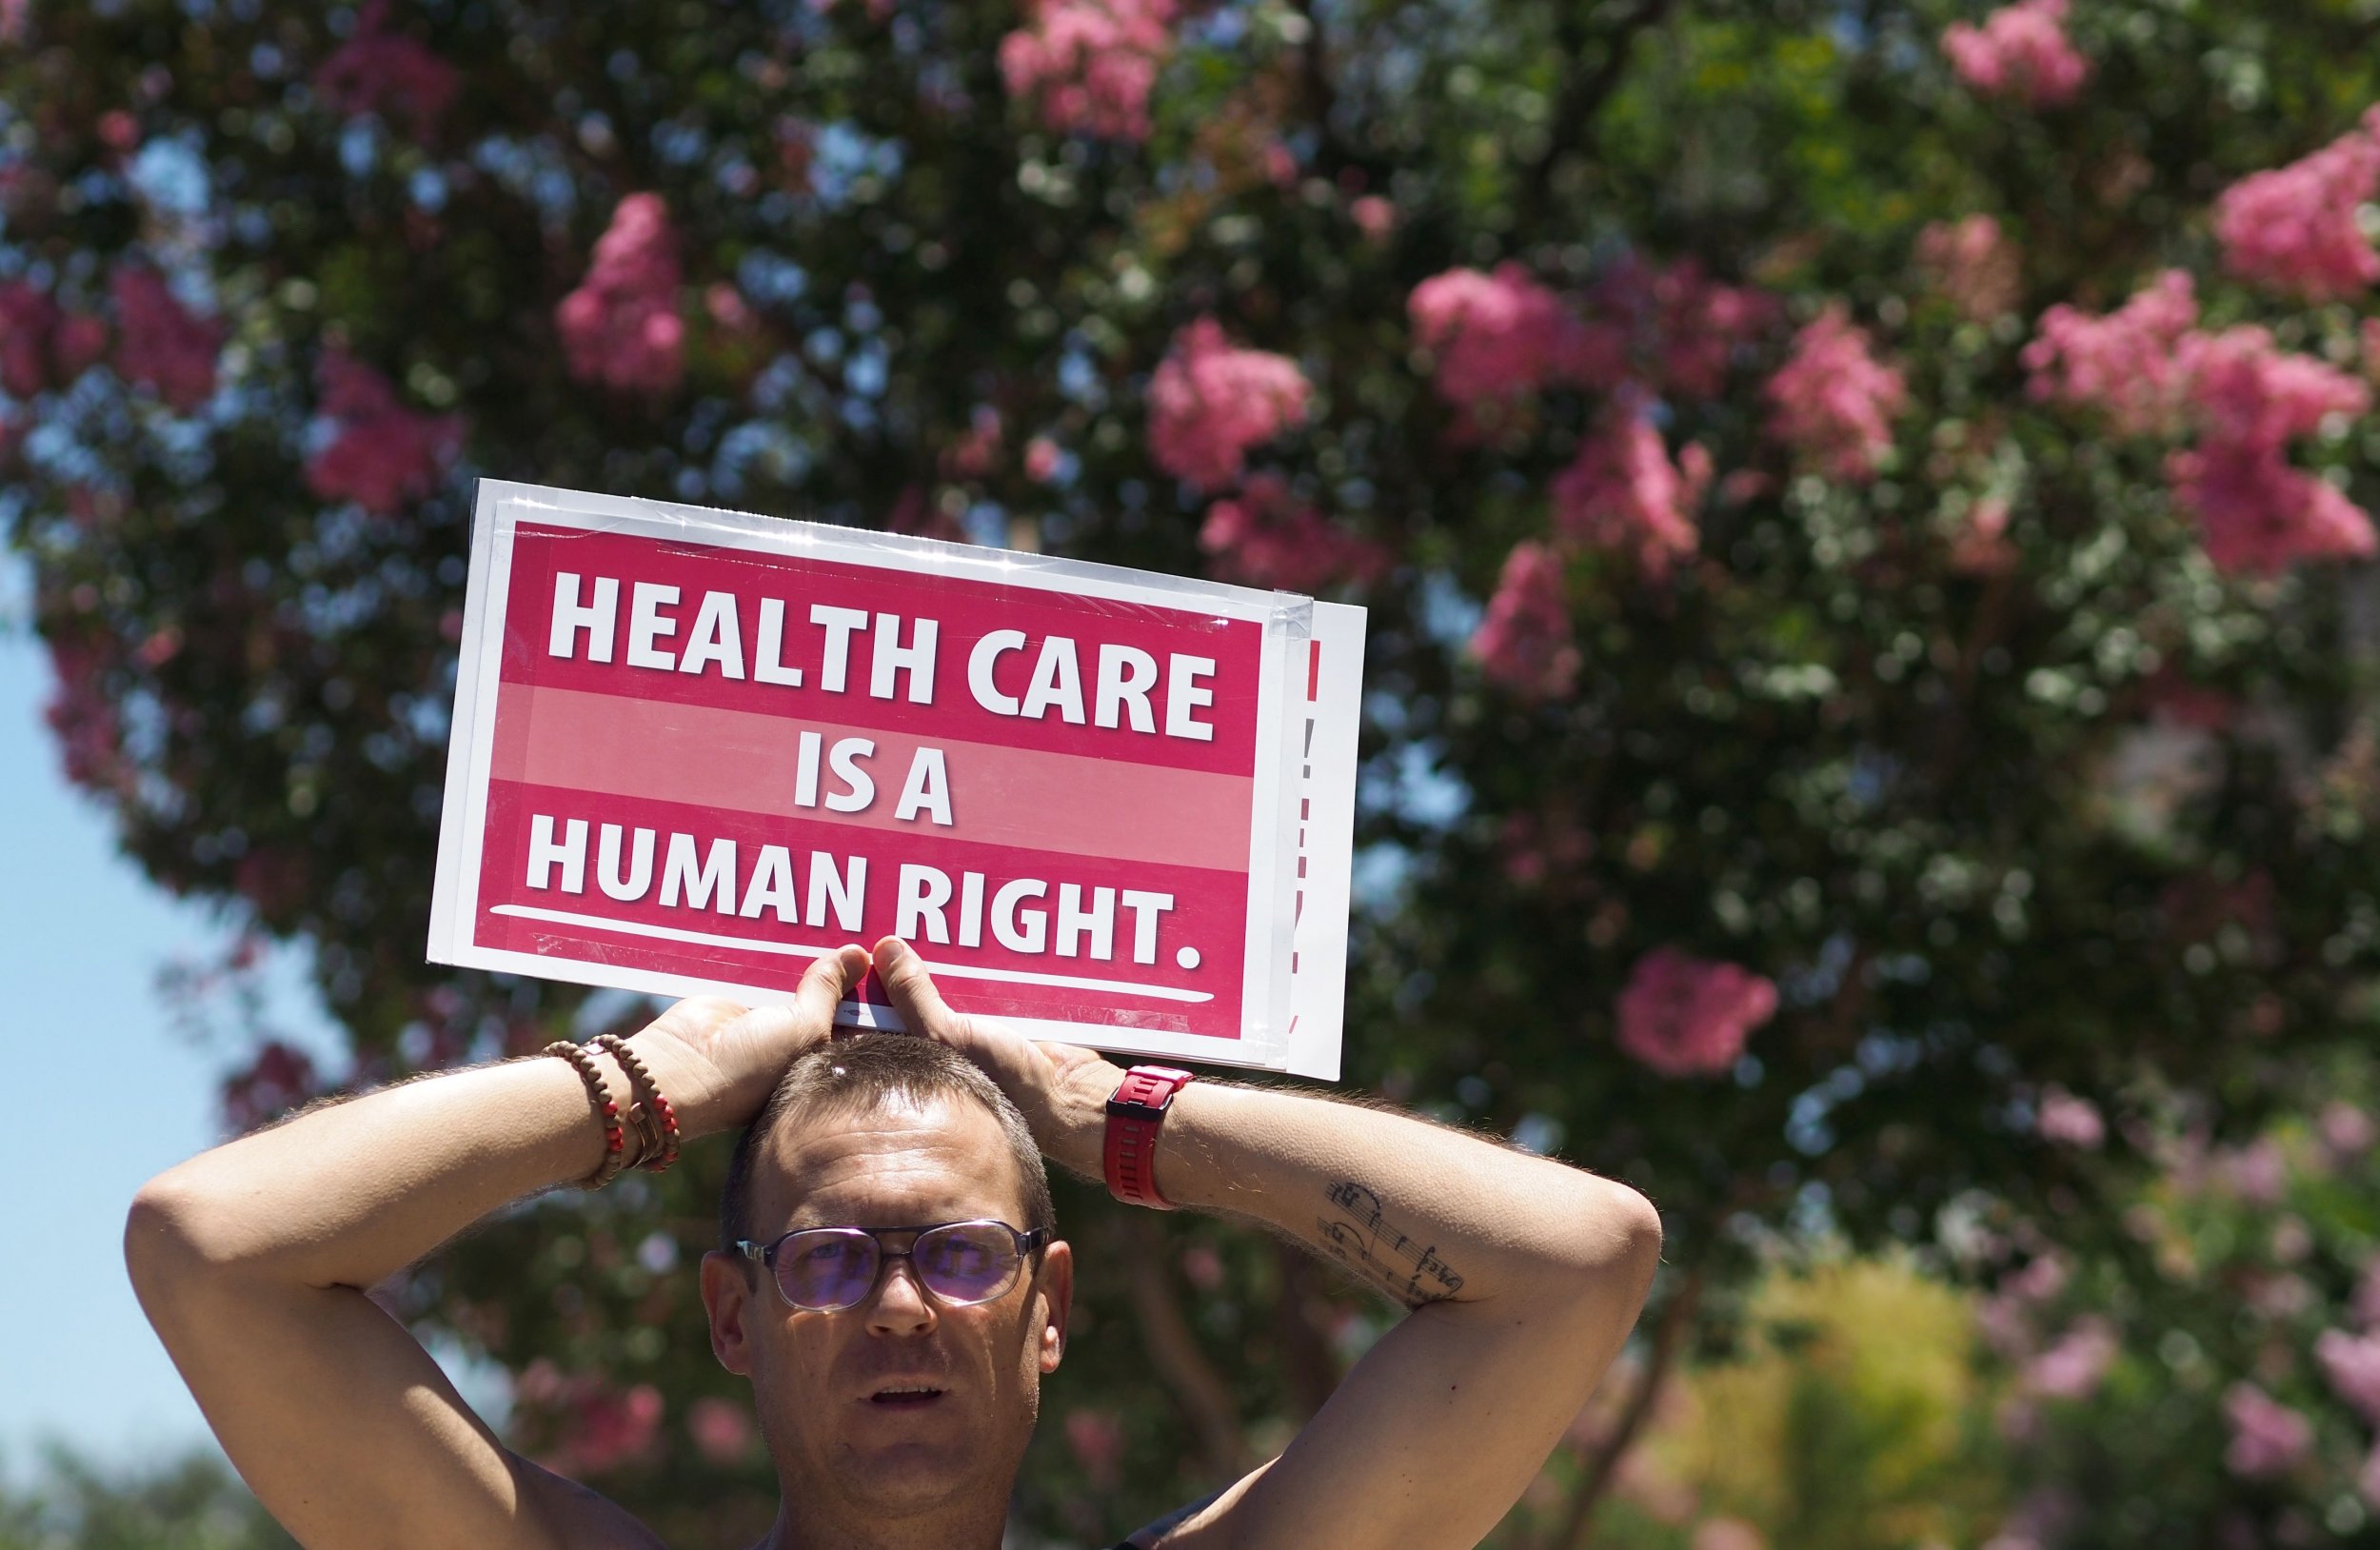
[429,481,1360,1073]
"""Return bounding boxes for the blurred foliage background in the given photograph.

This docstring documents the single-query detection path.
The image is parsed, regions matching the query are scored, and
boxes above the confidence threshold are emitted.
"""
[9,0,2380,1543]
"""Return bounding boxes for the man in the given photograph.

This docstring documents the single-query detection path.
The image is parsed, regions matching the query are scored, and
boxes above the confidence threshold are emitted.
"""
[128,937,1662,1549]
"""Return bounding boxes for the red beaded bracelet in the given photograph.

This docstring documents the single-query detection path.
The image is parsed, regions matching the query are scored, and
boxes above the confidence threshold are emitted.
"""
[545,1040,629,1189]
[593,1033,682,1174]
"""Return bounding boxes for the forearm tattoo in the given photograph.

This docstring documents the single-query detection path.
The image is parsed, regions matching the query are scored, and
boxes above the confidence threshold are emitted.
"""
[1313,1181,1466,1308]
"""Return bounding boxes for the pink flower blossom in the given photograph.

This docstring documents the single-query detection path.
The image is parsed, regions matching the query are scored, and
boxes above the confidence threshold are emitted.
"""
[2024,270,2200,437]
[1408,263,1585,411]
[513,1362,664,1477]
[1023,435,1062,483]
[943,405,1002,480]
[2321,1102,2377,1157]
[304,349,463,515]
[2181,325,2371,449]
[1549,408,1711,578]
[43,638,129,794]
[686,1397,756,1464]
[222,1041,320,1135]
[2212,109,2380,303]
[54,311,107,381]
[1145,316,1310,487]
[2222,1382,2312,1479]
[2169,441,2374,573]
[313,0,462,143]
[999,0,1176,142]
[1692,1520,1765,1550]
[1470,541,1577,698]
[0,279,57,398]
[1941,0,2088,109]
[2212,1138,2288,1205]
[2035,1084,2105,1148]
[2023,1315,2117,1401]
[1350,195,1397,241]
[1063,1407,1125,1489]
[109,266,219,411]
[556,193,685,397]
[1917,214,2024,322]
[1198,473,1389,592]
[2318,1328,2380,1424]
[1649,260,1778,401]
[1763,306,1907,481]
[1614,947,1778,1078]
[1951,495,2019,575]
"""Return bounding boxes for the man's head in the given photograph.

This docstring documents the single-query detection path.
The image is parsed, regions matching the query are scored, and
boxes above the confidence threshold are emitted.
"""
[699,1035,1069,1532]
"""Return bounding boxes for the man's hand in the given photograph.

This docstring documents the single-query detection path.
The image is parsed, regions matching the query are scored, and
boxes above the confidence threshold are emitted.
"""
[637,944,871,1139]
[872,936,1123,1177]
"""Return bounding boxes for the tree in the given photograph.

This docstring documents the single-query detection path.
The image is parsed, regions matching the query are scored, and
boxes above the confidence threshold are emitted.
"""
[9,0,2380,1541]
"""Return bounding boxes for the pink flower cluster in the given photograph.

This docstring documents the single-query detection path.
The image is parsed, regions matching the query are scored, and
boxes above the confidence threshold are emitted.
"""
[2027,270,2376,571]
[314,0,462,143]
[2022,1314,2117,1401]
[1916,214,2023,322]
[1941,0,2088,109]
[1613,947,1778,1078]
[999,0,1176,142]
[2222,1381,2312,1479]
[1469,541,1577,698]
[109,266,220,412]
[1763,307,1908,482]
[1409,264,1588,411]
[305,349,463,515]
[1550,407,1713,578]
[556,193,686,397]
[43,638,129,795]
[2319,1329,2380,1424]
[2212,108,2380,303]
[2168,326,2371,573]
[514,1361,665,1477]
[2034,1084,2104,1148]
[1198,474,1388,592]
[2024,270,2199,437]
[685,1397,756,1465]
[1408,259,1773,417]
[0,281,108,401]
[1145,317,1310,487]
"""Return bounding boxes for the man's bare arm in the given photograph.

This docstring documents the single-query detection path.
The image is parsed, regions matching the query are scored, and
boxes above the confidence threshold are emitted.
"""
[874,938,1662,1550]
[124,949,867,1550]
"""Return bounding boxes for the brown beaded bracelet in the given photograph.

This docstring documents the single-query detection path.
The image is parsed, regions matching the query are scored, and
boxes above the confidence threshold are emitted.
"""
[545,1040,630,1189]
[593,1033,682,1173]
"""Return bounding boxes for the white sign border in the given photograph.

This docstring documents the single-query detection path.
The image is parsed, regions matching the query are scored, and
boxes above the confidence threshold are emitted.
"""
[428,479,1313,1071]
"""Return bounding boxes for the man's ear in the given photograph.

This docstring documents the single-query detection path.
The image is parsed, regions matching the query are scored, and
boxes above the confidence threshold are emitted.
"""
[701,1249,760,1376]
[1034,1239,1075,1374]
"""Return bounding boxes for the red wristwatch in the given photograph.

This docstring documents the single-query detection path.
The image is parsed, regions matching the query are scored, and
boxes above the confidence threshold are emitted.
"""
[1104,1065,1195,1209]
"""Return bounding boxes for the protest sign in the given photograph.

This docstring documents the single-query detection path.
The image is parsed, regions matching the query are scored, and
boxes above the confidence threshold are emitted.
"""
[428,480,1361,1075]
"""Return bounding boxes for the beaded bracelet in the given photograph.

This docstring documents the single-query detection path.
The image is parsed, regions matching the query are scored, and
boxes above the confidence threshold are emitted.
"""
[545,1040,630,1189]
[593,1033,682,1174]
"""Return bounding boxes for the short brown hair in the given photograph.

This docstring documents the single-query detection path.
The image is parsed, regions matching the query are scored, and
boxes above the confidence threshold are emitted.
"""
[718,1035,1056,1260]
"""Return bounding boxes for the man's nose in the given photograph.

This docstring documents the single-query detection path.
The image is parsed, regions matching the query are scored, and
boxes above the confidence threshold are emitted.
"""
[865,1256,939,1335]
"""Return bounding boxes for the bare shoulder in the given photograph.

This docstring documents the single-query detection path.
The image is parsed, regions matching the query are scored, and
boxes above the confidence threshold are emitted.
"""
[514,1457,673,1550]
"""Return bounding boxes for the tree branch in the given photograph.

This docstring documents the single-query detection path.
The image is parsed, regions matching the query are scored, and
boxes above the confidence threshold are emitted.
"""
[1121,1216,1253,1479]
[1520,0,1675,226]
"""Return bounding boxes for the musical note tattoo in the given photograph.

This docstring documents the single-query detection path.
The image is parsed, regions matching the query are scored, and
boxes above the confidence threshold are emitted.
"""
[1313,1180,1466,1307]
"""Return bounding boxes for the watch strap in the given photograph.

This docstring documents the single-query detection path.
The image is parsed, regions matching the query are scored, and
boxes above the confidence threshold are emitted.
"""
[1104,1065,1195,1209]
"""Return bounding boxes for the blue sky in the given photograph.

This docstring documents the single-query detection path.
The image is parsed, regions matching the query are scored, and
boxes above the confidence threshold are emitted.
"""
[1,559,339,1474]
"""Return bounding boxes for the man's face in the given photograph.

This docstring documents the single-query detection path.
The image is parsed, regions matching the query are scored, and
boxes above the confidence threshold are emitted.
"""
[700,1093,1071,1522]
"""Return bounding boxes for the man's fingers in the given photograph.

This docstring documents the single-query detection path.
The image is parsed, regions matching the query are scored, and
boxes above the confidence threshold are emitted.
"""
[872,936,958,1040]
[794,944,871,1028]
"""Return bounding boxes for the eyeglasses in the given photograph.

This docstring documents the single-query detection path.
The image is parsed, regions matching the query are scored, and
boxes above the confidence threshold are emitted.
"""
[735,1220,1050,1313]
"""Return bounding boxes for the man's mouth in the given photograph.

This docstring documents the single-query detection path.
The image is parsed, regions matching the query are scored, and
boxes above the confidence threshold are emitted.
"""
[868,1383,947,1408]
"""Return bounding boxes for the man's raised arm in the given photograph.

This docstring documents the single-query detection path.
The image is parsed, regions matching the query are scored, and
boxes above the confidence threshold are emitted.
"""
[123,947,869,1550]
[872,938,1663,1550]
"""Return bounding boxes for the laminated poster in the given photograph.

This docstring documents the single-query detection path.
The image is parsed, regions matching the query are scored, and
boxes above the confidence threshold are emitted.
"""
[427,480,1363,1077]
